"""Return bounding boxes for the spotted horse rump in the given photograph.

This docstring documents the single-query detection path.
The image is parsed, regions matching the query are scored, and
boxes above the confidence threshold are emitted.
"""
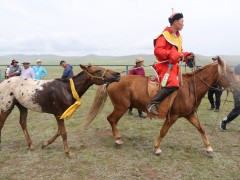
[0,64,120,157]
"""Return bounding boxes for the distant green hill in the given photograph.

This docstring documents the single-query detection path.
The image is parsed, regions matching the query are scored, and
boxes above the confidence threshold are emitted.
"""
[0,54,239,66]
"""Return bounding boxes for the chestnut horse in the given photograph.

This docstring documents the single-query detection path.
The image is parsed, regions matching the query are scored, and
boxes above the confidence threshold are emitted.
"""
[0,64,120,157]
[83,58,240,155]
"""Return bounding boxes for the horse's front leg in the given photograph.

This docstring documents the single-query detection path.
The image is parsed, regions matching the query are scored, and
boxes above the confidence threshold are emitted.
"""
[154,115,178,156]
[16,104,35,150]
[56,117,74,158]
[42,116,73,158]
[186,113,213,154]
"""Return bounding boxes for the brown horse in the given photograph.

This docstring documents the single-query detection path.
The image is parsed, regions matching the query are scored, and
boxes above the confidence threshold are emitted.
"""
[0,64,120,157]
[83,57,240,155]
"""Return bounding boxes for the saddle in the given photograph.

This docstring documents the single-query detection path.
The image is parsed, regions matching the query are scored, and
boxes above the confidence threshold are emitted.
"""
[147,76,178,119]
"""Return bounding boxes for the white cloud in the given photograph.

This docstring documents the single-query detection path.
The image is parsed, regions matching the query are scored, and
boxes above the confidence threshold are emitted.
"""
[0,0,239,56]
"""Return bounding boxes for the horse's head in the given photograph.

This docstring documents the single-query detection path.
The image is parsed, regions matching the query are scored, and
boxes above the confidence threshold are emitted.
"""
[216,56,240,90]
[80,64,121,85]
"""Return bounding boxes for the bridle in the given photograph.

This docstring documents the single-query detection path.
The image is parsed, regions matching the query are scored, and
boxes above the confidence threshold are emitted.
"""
[83,68,109,80]
[194,64,240,91]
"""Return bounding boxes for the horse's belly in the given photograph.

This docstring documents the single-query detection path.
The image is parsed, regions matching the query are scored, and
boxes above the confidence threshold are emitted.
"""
[15,94,43,112]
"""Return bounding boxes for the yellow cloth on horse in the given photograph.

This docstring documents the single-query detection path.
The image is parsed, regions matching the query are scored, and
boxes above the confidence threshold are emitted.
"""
[60,78,81,120]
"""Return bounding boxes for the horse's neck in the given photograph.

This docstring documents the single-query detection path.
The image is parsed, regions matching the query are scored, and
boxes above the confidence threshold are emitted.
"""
[72,73,93,97]
[193,65,219,99]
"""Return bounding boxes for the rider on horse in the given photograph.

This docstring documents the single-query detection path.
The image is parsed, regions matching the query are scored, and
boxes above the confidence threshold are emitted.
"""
[147,12,195,116]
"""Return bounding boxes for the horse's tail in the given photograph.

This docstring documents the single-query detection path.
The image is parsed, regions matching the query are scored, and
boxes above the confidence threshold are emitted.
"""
[82,84,108,129]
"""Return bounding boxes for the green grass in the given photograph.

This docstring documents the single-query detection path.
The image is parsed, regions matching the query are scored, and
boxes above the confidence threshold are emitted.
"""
[0,67,240,179]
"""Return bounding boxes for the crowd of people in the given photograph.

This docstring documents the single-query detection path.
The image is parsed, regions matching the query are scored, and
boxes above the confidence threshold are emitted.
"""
[5,59,74,80]
[5,59,47,79]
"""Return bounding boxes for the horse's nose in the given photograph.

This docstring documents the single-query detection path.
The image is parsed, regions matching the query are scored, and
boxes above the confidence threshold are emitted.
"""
[114,72,121,76]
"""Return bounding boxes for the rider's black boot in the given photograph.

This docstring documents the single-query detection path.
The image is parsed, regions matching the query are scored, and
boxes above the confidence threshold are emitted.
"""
[147,87,178,115]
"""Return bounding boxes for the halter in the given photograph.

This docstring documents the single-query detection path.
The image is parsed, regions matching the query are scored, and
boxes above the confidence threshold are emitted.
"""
[194,65,240,91]
[83,68,109,80]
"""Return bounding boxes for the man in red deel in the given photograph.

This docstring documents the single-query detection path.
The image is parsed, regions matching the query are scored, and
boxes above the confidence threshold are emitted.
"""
[147,12,195,115]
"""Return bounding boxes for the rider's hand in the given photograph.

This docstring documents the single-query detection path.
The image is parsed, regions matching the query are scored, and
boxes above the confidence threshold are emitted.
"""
[186,52,194,60]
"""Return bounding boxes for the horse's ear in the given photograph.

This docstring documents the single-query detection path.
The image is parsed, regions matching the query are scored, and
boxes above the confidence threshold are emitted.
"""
[80,64,87,70]
[217,56,227,74]
[217,56,224,68]
[88,63,92,67]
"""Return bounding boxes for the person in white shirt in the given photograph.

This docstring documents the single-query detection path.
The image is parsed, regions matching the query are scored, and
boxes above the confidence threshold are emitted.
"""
[5,65,10,79]
[20,62,35,79]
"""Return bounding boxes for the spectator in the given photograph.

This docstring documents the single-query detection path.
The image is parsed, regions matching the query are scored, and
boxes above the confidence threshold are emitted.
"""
[20,62,35,79]
[8,60,21,78]
[128,57,146,118]
[5,65,10,79]
[60,60,74,79]
[208,56,223,112]
[33,59,47,80]
[220,64,240,131]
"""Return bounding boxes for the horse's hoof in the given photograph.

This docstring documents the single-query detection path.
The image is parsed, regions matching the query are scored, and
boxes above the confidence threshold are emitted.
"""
[115,140,123,145]
[66,151,75,158]
[206,150,214,158]
[29,145,35,151]
[42,141,49,149]
[154,148,162,156]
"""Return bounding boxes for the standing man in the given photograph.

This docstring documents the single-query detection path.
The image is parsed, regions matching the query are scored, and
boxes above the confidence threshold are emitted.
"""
[20,62,35,79]
[33,59,47,80]
[220,64,240,131]
[147,12,194,115]
[128,57,146,118]
[208,56,223,112]
[8,59,21,78]
[60,60,74,79]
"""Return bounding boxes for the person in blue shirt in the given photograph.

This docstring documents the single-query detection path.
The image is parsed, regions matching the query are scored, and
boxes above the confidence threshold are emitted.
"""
[33,59,47,80]
[60,60,74,79]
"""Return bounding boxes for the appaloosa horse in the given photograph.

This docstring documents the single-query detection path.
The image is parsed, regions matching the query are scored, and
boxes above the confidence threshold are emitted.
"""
[0,64,120,157]
[83,57,240,155]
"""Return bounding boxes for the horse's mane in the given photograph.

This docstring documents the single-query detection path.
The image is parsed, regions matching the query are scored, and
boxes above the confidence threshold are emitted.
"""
[55,71,85,82]
[183,63,217,78]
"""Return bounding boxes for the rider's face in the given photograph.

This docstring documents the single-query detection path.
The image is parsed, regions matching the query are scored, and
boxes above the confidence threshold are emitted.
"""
[174,18,184,31]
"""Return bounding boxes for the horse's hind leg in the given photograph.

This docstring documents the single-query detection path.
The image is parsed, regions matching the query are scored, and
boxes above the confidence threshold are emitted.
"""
[186,114,213,154]
[107,108,127,145]
[154,115,178,156]
[0,109,14,150]
[0,105,15,150]
[16,103,34,150]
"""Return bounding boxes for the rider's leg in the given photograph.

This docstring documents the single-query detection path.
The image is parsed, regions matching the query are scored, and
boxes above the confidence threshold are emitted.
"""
[147,86,179,115]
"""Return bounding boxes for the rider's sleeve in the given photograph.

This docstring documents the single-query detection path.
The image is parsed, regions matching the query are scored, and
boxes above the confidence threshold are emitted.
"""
[169,46,181,64]
[154,36,171,61]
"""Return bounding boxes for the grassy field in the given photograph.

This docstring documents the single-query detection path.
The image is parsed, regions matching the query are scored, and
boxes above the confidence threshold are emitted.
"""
[0,66,240,179]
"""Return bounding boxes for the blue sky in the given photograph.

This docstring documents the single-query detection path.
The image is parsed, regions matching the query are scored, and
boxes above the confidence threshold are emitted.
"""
[0,0,239,56]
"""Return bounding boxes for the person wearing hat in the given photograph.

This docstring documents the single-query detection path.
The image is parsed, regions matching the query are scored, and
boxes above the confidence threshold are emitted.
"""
[147,12,195,115]
[207,56,223,112]
[220,64,240,131]
[8,59,21,78]
[128,57,146,118]
[33,59,47,80]
[20,62,35,79]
